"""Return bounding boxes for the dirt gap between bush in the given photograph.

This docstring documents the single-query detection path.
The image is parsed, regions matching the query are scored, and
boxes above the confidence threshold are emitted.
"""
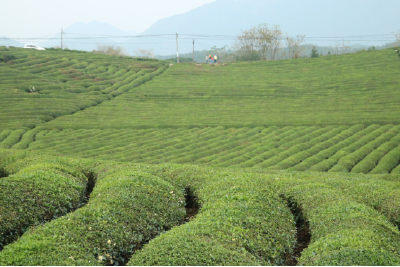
[184,187,199,222]
[282,196,311,266]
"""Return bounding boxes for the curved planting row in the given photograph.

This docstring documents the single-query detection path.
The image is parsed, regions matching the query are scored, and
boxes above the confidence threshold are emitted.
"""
[2,150,400,265]
[0,129,12,143]
[232,126,307,168]
[308,124,383,172]
[278,181,400,265]
[10,127,44,149]
[195,126,269,164]
[265,126,346,170]
[126,164,295,266]
[0,48,168,129]
[0,162,185,265]
[369,141,400,174]
[243,126,320,168]
[0,129,28,149]
[148,127,255,165]
[252,126,334,168]
[351,132,400,173]
[206,127,285,167]
[328,124,400,172]
[0,150,92,250]
[2,125,395,173]
[287,124,365,171]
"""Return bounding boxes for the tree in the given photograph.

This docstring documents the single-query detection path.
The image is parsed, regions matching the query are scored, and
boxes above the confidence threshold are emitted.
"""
[285,35,305,59]
[233,24,283,61]
[208,46,235,62]
[232,27,258,61]
[339,40,351,54]
[310,46,319,58]
[392,30,400,46]
[93,45,128,56]
[134,48,155,59]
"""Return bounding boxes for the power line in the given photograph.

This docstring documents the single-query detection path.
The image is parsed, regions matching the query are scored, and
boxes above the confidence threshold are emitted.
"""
[1,32,397,41]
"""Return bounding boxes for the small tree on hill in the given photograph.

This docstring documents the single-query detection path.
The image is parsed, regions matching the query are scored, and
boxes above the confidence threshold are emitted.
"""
[311,46,319,58]
[285,35,305,59]
[93,45,128,56]
[233,24,283,61]
[134,48,155,59]
[392,30,400,46]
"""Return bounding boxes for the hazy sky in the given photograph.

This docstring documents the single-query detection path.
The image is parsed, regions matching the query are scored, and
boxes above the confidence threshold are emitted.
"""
[0,0,217,38]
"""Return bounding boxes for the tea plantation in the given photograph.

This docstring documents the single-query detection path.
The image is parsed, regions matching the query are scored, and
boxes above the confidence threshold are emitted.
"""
[1,46,400,265]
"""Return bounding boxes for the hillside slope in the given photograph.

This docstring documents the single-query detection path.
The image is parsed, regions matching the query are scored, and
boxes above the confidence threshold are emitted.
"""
[1,47,400,172]
[44,47,400,129]
[0,47,167,129]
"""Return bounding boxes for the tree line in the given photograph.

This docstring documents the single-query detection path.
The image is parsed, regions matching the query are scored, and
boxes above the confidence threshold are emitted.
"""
[91,25,400,62]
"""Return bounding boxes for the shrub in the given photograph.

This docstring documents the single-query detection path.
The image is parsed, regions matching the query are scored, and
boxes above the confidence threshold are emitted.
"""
[0,168,185,266]
[0,160,88,250]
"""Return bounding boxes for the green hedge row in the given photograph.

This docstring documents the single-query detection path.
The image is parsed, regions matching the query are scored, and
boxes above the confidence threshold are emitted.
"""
[0,164,185,266]
[0,150,91,250]
[209,127,284,167]
[287,124,365,171]
[110,66,168,97]
[351,133,400,173]
[254,126,334,168]
[268,126,345,170]
[0,129,12,143]
[232,126,306,167]
[163,128,253,165]
[370,143,400,174]
[278,181,400,265]
[11,128,43,149]
[127,164,296,266]
[249,127,320,167]
[0,129,28,149]
[328,124,399,172]
[308,124,383,172]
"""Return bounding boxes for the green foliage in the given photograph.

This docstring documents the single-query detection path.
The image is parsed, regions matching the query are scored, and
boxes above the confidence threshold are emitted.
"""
[0,162,185,265]
[310,46,319,58]
[128,165,295,265]
[274,175,400,266]
[33,48,400,129]
[1,150,400,265]
[0,150,91,250]
[5,124,396,173]
[0,47,167,129]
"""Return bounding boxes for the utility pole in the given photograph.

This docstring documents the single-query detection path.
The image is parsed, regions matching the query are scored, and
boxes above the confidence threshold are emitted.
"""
[176,33,179,63]
[61,27,63,50]
[192,39,195,63]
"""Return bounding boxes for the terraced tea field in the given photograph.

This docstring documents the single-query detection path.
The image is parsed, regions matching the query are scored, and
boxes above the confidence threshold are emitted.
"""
[42,47,400,129]
[1,124,400,174]
[0,47,167,129]
[1,46,400,265]
[1,150,400,265]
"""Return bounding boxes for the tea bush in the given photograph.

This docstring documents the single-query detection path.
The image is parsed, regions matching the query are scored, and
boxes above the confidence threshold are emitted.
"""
[0,150,91,250]
[0,165,185,266]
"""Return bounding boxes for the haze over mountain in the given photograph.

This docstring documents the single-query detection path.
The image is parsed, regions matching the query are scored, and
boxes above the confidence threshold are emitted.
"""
[4,0,399,56]
[123,0,400,55]
[39,21,138,51]
[0,36,24,48]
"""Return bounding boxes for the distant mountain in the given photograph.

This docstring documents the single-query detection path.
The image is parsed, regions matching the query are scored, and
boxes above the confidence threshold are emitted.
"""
[123,0,400,55]
[39,21,138,51]
[0,36,24,47]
